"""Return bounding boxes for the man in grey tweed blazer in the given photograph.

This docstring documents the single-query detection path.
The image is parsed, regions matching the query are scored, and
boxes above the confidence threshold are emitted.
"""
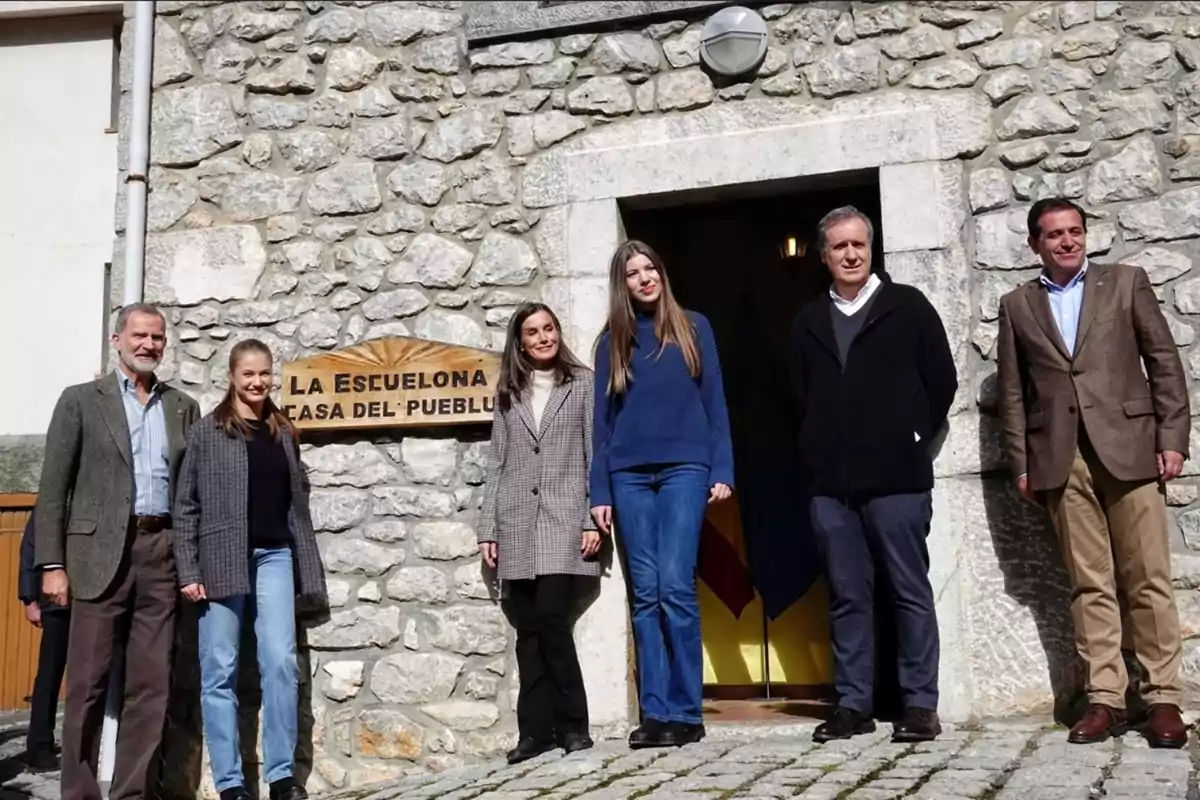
[36,303,200,800]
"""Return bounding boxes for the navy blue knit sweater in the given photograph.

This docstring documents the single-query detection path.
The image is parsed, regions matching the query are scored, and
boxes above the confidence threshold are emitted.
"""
[589,311,734,507]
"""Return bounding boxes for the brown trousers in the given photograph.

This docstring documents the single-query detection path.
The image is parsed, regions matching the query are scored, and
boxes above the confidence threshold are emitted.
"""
[62,523,178,800]
[1042,438,1183,709]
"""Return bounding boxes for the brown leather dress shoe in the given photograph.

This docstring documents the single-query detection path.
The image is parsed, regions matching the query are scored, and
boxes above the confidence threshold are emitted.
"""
[1143,703,1189,749]
[1068,703,1127,744]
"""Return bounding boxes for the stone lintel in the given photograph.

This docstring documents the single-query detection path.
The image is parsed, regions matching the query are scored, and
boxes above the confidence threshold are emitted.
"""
[523,92,991,208]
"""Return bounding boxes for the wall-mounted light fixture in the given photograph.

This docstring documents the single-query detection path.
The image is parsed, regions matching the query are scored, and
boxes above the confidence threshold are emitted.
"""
[699,6,769,77]
[780,234,807,260]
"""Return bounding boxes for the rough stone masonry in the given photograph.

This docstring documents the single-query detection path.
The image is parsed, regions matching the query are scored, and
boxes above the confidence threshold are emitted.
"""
[79,0,1200,795]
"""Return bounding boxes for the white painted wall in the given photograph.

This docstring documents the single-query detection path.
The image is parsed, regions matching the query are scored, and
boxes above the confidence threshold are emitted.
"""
[0,2,123,19]
[0,16,118,436]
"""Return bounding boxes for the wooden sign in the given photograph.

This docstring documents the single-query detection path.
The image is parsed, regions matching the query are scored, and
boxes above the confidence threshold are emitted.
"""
[282,337,501,431]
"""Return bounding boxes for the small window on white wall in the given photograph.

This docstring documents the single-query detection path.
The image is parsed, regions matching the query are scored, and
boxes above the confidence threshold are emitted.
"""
[108,24,120,133]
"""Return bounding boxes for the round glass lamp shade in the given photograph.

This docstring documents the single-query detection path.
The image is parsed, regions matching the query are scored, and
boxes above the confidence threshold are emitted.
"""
[699,6,769,77]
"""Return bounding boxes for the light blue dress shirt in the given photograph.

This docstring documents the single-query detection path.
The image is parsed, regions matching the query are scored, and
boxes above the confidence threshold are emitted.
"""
[1039,260,1088,357]
[117,371,171,516]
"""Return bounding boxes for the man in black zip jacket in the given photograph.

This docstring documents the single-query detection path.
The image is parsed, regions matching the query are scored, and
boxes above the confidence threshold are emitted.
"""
[18,513,71,771]
[791,206,957,744]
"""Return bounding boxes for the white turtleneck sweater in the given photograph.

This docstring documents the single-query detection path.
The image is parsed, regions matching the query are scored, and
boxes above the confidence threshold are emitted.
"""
[530,369,555,430]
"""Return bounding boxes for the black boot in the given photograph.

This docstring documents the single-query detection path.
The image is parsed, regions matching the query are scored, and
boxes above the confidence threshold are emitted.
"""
[629,719,670,749]
[814,707,876,743]
[561,731,594,753]
[662,722,706,747]
[268,778,307,800]
[507,737,557,764]
[892,708,942,743]
[24,748,59,773]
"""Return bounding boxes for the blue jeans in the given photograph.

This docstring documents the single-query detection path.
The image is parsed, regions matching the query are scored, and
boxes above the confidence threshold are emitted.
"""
[810,493,939,714]
[612,463,710,725]
[198,547,298,792]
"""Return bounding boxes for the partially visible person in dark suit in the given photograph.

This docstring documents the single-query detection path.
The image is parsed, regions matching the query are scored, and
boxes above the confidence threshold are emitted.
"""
[18,513,70,772]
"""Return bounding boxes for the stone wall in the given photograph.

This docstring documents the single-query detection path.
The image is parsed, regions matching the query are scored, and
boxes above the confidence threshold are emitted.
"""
[107,0,1200,793]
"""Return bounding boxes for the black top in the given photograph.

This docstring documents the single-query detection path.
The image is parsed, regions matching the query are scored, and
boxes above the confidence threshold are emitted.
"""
[830,288,879,366]
[791,273,958,500]
[245,420,293,548]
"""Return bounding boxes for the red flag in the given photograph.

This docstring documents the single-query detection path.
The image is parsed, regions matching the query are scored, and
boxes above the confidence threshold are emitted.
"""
[696,491,756,618]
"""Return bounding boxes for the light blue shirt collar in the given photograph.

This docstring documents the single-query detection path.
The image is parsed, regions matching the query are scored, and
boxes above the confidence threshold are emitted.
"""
[1038,258,1088,292]
[1038,258,1089,357]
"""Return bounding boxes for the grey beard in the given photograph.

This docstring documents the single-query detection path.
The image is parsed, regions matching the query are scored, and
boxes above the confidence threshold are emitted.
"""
[123,355,160,375]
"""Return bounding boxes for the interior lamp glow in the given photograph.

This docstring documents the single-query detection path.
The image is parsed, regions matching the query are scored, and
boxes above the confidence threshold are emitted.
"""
[699,6,769,77]
[780,235,806,259]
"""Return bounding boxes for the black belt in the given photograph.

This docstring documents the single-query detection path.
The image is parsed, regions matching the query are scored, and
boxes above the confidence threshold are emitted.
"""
[131,515,171,533]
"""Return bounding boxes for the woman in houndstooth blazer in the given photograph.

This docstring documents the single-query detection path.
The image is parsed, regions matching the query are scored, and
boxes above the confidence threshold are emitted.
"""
[174,339,326,800]
[477,302,603,765]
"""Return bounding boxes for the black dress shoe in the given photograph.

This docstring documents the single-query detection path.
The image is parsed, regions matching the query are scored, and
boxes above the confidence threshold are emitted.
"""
[663,722,706,746]
[814,707,876,743]
[561,731,594,753]
[220,787,254,800]
[268,779,307,800]
[629,719,670,749]
[892,708,942,743]
[506,737,556,764]
[24,749,59,773]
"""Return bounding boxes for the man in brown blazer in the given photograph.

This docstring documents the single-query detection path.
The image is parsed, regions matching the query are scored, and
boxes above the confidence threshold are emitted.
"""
[997,197,1190,748]
[36,303,200,800]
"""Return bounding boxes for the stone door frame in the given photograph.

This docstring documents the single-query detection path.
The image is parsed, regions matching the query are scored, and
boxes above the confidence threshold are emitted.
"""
[535,90,988,725]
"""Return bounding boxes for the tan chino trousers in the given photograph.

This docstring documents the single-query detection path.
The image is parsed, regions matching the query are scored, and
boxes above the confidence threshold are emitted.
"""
[1042,435,1184,709]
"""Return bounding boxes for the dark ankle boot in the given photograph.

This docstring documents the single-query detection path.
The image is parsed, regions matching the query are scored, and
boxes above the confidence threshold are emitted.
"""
[814,707,876,743]
[629,719,670,749]
[506,737,556,764]
[892,708,942,742]
[663,722,706,747]
[561,731,594,753]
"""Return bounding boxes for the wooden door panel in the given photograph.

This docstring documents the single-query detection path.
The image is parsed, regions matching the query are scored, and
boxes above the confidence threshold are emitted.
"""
[0,500,39,712]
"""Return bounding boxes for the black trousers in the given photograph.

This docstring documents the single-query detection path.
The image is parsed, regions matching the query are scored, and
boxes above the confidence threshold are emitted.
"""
[27,607,71,754]
[506,575,589,742]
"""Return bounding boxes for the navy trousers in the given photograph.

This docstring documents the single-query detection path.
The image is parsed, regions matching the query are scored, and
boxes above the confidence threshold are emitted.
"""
[810,492,939,714]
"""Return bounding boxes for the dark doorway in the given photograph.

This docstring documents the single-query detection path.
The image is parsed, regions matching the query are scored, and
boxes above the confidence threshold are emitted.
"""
[620,172,904,721]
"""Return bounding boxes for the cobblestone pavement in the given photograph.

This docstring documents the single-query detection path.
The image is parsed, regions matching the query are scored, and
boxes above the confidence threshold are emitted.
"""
[0,718,58,800]
[2,720,1197,800]
[325,722,1197,800]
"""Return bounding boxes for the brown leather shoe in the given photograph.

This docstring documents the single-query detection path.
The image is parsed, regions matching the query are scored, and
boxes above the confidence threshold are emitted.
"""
[1068,703,1127,744]
[1143,703,1189,749]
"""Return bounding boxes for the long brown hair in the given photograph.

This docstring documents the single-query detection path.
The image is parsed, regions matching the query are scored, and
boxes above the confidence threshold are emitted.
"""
[497,302,586,411]
[214,339,297,442]
[601,240,700,396]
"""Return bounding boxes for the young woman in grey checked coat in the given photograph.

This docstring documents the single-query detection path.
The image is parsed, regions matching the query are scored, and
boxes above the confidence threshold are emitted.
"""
[173,339,327,800]
[477,302,605,764]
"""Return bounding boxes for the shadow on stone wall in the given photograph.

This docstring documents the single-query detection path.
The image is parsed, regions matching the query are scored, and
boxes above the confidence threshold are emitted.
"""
[158,601,330,800]
[977,403,1084,725]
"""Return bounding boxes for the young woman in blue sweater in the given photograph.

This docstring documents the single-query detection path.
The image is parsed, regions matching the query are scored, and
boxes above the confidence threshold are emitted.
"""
[590,239,734,749]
